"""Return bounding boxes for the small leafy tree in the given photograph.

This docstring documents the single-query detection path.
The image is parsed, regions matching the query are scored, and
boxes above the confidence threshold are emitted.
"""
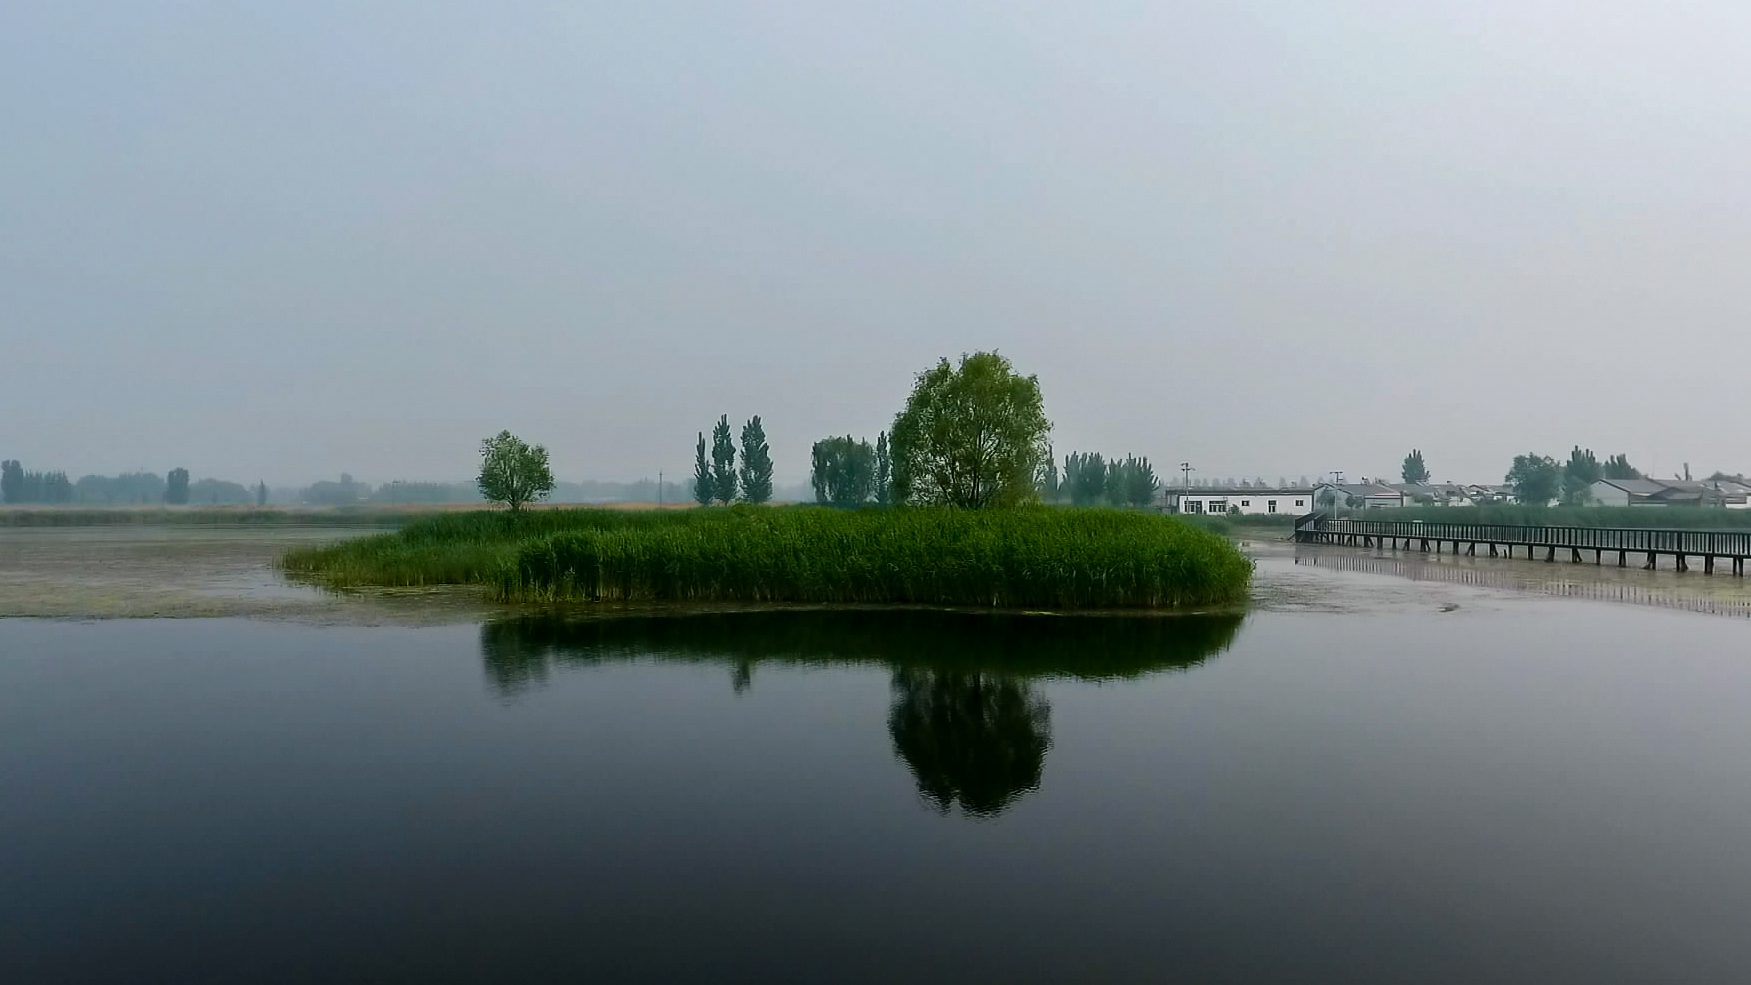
[1505,453,1560,506]
[693,433,713,506]
[477,431,554,512]
[738,416,773,504]
[890,351,1050,508]
[1561,446,1602,505]
[875,431,894,506]
[710,415,738,505]
[1401,449,1430,484]
[165,467,191,505]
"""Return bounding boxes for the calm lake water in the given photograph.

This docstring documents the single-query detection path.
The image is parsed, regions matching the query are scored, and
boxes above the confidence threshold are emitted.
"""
[6,530,1751,982]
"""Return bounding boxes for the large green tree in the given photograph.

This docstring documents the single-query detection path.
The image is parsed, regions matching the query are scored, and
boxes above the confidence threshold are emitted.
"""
[477,431,554,512]
[1505,453,1561,506]
[1561,446,1602,505]
[811,435,876,506]
[1401,449,1430,484]
[738,416,773,504]
[0,460,21,504]
[890,352,1050,509]
[710,415,738,505]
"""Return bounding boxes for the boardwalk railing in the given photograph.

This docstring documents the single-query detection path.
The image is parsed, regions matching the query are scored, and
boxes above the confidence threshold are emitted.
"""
[1294,514,1751,573]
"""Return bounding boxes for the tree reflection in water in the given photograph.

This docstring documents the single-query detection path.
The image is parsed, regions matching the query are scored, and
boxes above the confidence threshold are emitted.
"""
[888,669,1050,817]
[478,608,1243,815]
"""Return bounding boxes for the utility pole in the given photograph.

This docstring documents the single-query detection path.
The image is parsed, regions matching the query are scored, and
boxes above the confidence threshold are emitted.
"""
[1180,462,1193,514]
[658,471,664,507]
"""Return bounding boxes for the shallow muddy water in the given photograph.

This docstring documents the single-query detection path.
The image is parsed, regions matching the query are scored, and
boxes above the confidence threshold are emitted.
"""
[6,529,1751,982]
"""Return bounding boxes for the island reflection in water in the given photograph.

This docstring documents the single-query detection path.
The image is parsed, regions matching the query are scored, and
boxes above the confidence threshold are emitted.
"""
[480,609,1243,817]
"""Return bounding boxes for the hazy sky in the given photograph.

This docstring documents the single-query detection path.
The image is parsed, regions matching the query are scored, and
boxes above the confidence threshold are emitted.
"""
[6,1,1748,486]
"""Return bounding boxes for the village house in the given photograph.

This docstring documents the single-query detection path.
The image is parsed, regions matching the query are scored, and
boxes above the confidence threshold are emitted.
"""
[1588,477,1751,508]
[1313,482,1405,510]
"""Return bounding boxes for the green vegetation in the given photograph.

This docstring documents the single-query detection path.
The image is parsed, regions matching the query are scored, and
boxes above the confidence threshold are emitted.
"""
[1401,449,1429,484]
[1505,453,1560,505]
[1561,446,1602,505]
[1055,451,1159,507]
[874,432,894,506]
[738,416,773,504]
[692,433,712,506]
[284,506,1253,609]
[165,467,191,505]
[891,351,1050,508]
[811,435,876,506]
[710,415,737,504]
[497,507,1251,609]
[3,461,75,504]
[477,431,555,512]
[1603,454,1640,480]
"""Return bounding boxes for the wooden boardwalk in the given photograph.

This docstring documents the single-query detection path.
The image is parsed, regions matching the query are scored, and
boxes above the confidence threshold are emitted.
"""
[1293,547,1751,619]
[1293,514,1751,575]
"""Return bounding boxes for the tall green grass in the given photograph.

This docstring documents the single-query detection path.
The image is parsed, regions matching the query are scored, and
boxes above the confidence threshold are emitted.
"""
[496,507,1251,609]
[281,508,683,587]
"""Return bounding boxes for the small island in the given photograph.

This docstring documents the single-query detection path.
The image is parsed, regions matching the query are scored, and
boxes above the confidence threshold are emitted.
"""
[283,352,1253,611]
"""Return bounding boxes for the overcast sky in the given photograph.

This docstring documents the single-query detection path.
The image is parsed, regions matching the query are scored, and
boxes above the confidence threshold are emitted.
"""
[5,1,1748,487]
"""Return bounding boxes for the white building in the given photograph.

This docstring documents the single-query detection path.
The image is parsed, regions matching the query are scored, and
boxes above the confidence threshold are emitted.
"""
[1168,487,1316,516]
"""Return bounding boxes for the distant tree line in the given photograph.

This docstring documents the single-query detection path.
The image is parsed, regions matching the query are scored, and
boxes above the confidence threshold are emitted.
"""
[1502,447,1641,505]
[1,461,74,504]
[1038,451,1159,508]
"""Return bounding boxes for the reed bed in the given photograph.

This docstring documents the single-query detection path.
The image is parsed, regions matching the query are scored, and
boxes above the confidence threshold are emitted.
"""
[280,508,676,587]
[495,507,1251,609]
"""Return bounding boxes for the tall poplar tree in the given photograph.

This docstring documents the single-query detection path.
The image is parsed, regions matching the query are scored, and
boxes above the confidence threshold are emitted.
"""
[693,432,713,506]
[710,415,738,505]
[738,416,773,504]
[875,431,894,506]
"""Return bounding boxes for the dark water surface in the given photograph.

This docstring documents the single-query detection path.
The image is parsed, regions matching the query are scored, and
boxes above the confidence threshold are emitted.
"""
[8,599,1751,984]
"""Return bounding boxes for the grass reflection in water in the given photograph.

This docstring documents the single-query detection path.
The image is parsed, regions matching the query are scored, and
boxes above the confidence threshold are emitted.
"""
[480,609,1243,817]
